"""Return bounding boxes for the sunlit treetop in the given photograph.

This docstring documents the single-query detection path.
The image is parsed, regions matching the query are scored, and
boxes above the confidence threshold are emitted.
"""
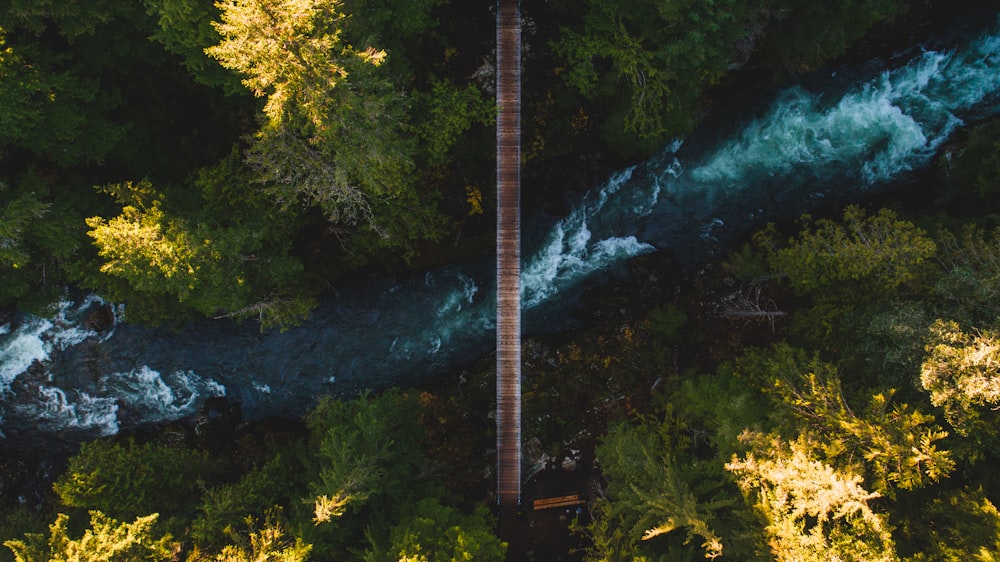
[207,0,386,130]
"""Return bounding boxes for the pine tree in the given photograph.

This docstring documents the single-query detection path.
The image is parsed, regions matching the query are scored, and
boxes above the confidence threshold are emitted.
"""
[726,435,897,562]
[4,511,177,562]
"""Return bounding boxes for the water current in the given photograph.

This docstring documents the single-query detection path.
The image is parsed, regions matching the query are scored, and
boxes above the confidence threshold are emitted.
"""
[3,11,1000,440]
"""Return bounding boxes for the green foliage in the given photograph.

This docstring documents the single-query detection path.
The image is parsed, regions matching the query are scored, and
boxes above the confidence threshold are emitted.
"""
[86,199,256,320]
[411,77,494,167]
[143,0,243,91]
[7,3,1000,560]
[552,0,753,141]
[726,435,898,561]
[52,438,219,521]
[331,181,446,265]
[192,454,307,548]
[933,225,1000,327]
[0,174,85,310]
[205,0,450,260]
[921,319,1000,444]
[4,511,177,562]
[0,26,123,165]
[306,390,429,525]
[84,175,314,329]
[679,367,773,455]
[0,508,48,562]
[338,0,444,61]
[854,301,930,387]
[719,242,772,283]
[199,512,311,562]
[206,0,363,125]
[0,183,48,271]
[649,304,688,342]
[549,0,912,147]
[735,345,954,495]
[206,0,441,250]
[363,498,505,562]
[581,422,727,560]
[0,0,127,39]
[896,487,1000,561]
[755,0,910,75]
[767,206,936,297]
[24,389,506,560]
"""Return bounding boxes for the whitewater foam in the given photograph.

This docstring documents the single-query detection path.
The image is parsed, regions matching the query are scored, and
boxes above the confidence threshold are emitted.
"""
[0,295,120,391]
[25,386,120,435]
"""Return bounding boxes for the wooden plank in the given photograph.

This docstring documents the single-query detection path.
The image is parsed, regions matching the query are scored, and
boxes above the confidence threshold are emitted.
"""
[533,495,585,510]
[496,0,522,509]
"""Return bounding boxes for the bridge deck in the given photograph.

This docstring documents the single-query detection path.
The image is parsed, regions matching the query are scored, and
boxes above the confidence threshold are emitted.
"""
[496,0,522,509]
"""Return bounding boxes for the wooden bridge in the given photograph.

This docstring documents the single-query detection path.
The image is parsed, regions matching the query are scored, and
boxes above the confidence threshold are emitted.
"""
[496,0,522,510]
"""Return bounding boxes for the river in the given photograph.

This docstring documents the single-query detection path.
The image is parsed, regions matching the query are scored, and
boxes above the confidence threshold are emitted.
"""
[2,8,1000,441]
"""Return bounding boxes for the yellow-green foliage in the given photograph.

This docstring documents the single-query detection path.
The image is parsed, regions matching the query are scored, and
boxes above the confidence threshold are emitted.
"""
[735,345,954,495]
[4,511,176,562]
[203,517,311,562]
[726,435,897,562]
[208,0,414,228]
[921,319,1000,439]
[85,179,313,328]
[769,206,936,296]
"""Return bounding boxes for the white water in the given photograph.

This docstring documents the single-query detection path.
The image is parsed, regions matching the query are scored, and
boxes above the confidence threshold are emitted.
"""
[521,167,656,308]
[3,13,1000,438]
[0,295,230,435]
[0,296,114,390]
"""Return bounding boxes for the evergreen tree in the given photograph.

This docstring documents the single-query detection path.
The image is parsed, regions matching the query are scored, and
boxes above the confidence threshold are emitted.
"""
[53,438,219,521]
[552,0,754,141]
[581,422,726,560]
[896,487,1000,561]
[735,344,954,495]
[4,511,177,562]
[363,498,505,562]
[726,435,897,562]
[921,319,1000,447]
[933,225,1000,327]
[143,0,243,91]
[764,206,936,298]
[206,0,444,255]
[199,514,311,562]
[84,174,314,329]
[306,390,429,526]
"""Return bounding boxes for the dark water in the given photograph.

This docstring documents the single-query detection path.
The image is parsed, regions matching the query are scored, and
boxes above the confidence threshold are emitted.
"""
[2,10,1000,440]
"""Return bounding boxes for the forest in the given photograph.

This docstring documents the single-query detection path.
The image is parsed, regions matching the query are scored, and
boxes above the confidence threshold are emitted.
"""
[2,0,1000,559]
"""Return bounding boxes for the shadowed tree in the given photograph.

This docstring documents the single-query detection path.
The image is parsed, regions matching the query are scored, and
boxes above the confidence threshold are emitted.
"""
[581,422,726,560]
[363,498,505,562]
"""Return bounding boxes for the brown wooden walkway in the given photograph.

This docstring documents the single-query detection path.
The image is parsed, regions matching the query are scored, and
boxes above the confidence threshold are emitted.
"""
[496,0,522,509]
